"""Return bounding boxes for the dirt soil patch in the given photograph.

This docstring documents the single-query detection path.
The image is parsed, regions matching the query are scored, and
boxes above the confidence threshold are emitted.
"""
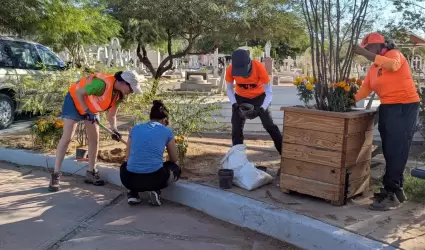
[96,133,279,182]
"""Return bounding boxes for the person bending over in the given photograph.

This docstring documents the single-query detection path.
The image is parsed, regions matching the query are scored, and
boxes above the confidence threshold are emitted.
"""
[225,49,282,155]
[120,100,181,206]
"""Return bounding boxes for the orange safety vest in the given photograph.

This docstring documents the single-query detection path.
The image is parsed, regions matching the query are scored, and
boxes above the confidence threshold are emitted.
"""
[69,73,119,115]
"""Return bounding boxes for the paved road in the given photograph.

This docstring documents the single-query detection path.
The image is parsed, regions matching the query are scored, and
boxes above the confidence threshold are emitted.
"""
[0,162,299,250]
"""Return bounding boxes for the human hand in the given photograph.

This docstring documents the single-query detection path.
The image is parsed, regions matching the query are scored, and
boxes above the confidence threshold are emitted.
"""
[84,109,98,124]
[352,44,366,56]
[111,130,122,142]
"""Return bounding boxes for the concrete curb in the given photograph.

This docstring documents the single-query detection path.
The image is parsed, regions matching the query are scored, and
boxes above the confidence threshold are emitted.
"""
[0,148,394,250]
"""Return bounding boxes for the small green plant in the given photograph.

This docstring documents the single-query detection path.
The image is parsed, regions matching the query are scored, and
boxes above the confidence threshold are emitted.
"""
[404,174,425,203]
[120,80,224,167]
[31,116,64,150]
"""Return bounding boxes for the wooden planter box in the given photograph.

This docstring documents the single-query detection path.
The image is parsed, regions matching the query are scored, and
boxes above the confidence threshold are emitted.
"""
[280,107,376,206]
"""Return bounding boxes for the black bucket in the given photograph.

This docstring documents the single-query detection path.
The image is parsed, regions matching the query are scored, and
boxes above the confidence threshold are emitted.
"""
[256,166,267,173]
[76,148,88,159]
[218,169,234,189]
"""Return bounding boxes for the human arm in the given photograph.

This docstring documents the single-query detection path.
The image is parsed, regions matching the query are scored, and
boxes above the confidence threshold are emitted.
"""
[374,50,402,72]
[261,83,272,109]
[225,66,237,105]
[107,105,118,131]
[226,83,237,105]
[355,72,373,101]
[166,137,178,163]
[257,63,272,110]
[352,45,402,72]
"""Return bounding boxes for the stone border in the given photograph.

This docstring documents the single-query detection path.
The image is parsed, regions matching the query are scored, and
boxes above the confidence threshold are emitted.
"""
[0,148,394,250]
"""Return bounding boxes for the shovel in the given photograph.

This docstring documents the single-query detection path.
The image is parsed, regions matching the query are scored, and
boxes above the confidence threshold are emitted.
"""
[76,121,127,162]
[96,121,128,146]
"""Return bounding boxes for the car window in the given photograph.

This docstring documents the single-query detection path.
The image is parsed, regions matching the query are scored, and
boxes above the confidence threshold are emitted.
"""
[7,41,40,70]
[36,45,64,69]
[0,41,14,68]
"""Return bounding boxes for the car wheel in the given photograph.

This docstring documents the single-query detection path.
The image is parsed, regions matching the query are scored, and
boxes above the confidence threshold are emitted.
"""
[0,93,15,130]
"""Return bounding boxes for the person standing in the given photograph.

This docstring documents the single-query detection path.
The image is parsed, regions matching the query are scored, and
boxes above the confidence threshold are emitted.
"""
[49,70,143,192]
[353,32,420,211]
[225,49,282,154]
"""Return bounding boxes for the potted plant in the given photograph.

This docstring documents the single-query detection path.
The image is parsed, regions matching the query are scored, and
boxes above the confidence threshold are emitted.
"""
[280,0,375,206]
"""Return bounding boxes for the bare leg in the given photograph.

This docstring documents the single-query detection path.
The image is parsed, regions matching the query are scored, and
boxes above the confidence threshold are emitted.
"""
[84,120,99,172]
[54,119,78,173]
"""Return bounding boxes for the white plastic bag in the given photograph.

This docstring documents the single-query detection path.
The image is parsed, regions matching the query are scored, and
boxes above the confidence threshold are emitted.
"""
[220,144,273,191]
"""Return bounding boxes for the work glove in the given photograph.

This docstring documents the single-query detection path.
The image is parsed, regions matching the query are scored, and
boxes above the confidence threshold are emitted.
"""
[84,109,98,124]
[111,129,122,142]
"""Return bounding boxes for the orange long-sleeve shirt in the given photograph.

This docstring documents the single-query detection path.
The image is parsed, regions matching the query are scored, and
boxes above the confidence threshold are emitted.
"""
[355,49,420,104]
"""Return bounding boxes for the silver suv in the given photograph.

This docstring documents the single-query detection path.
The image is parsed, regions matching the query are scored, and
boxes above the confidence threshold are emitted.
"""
[0,36,66,129]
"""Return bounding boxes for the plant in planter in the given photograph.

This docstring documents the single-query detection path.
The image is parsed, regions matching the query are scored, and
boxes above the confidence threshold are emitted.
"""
[293,76,315,107]
[280,0,375,206]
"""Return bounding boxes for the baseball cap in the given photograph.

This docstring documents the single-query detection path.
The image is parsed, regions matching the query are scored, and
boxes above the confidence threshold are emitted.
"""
[121,70,143,94]
[231,49,252,77]
[360,32,385,48]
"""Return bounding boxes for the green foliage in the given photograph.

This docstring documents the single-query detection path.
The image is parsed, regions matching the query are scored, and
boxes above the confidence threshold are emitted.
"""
[17,69,82,116]
[391,0,425,34]
[0,0,44,35]
[251,46,264,58]
[119,80,224,164]
[31,116,64,150]
[35,1,121,66]
[404,174,425,203]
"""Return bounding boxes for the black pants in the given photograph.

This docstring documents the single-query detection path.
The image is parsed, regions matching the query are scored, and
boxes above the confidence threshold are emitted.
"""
[232,93,283,154]
[378,102,419,192]
[120,161,181,192]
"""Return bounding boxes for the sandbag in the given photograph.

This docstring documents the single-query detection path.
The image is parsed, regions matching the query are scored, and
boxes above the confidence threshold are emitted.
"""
[220,144,273,191]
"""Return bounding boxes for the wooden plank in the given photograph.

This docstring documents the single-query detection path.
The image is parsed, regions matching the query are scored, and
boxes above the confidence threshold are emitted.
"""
[281,106,377,119]
[347,115,375,134]
[347,161,371,181]
[284,112,345,134]
[281,158,342,185]
[348,175,370,198]
[345,145,373,167]
[280,174,340,201]
[282,143,342,168]
[283,127,344,151]
[345,130,374,151]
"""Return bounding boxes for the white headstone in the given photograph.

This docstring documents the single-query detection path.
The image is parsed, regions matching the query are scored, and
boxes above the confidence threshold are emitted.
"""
[265,41,271,58]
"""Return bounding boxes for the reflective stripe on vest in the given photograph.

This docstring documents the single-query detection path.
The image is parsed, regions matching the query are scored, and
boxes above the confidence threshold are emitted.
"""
[69,73,117,115]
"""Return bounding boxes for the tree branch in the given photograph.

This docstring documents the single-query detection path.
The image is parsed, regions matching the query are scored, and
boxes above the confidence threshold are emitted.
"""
[137,42,156,77]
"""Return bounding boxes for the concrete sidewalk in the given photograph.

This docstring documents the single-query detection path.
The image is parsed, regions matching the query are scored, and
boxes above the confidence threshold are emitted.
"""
[0,162,298,250]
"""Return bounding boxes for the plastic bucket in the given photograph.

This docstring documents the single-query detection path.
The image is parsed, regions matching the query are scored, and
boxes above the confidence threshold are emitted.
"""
[218,169,234,189]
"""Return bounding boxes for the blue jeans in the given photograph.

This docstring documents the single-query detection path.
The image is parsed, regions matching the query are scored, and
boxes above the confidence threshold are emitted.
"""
[61,92,99,121]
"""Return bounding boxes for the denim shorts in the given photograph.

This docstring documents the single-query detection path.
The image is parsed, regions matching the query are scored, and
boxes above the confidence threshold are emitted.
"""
[61,92,100,121]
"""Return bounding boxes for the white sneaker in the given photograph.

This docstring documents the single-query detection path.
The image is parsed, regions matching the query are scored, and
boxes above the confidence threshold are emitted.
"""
[148,191,162,206]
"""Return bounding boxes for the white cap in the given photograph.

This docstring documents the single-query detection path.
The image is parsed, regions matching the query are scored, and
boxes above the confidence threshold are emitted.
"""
[121,70,143,94]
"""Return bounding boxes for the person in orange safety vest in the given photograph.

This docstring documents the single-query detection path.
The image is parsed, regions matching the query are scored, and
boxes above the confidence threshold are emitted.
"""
[49,70,143,192]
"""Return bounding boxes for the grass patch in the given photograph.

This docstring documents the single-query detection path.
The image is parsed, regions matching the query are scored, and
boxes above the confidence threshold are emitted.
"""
[404,174,425,203]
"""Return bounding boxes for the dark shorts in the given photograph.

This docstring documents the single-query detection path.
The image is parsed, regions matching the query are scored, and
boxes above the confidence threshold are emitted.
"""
[120,161,181,192]
[61,92,100,122]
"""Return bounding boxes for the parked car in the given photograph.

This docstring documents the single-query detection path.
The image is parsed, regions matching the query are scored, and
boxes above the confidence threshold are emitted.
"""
[0,36,67,129]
